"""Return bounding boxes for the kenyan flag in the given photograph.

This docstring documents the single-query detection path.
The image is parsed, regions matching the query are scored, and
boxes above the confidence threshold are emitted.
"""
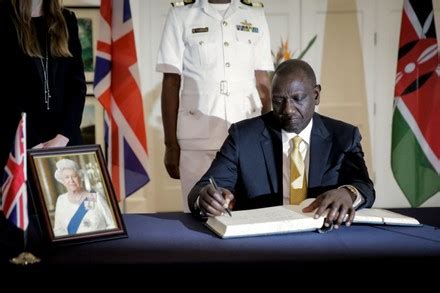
[392,0,440,207]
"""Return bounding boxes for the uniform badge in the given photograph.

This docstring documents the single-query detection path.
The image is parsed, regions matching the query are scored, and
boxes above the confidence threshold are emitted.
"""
[236,20,259,33]
[192,27,209,33]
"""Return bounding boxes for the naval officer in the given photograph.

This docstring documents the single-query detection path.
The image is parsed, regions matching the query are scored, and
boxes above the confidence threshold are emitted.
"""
[156,0,273,211]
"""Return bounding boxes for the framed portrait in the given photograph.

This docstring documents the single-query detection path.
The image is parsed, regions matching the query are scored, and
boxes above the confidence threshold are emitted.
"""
[66,6,100,82]
[27,145,127,246]
[80,95,104,151]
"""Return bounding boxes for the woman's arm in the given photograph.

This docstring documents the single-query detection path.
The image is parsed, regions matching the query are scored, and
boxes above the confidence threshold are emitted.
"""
[59,9,86,143]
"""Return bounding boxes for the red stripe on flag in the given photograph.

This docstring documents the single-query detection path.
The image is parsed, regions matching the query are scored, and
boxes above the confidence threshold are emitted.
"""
[98,88,112,114]
[394,4,440,159]
[94,0,150,200]
[3,160,24,211]
[112,32,148,151]
[18,194,24,228]
[401,75,440,157]
[2,114,28,230]
[97,41,111,55]
[100,0,112,25]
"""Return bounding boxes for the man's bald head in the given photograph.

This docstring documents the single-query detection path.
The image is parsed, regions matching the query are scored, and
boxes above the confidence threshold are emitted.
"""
[273,59,317,87]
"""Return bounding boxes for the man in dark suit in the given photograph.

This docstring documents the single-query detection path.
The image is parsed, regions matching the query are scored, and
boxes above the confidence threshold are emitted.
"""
[188,59,375,228]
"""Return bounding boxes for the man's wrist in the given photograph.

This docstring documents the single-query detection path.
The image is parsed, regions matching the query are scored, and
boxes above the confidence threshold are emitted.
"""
[194,196,207,218]
[188,185,207,218]
[338,185,363,209]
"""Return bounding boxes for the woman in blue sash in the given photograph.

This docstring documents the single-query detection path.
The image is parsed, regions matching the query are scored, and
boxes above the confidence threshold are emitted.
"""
[53,159,116,237]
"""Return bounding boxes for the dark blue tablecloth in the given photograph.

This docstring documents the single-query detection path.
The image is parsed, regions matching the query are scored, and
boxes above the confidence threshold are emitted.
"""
[1,208,440,278]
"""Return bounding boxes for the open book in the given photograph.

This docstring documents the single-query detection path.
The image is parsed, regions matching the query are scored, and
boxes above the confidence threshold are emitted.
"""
[206,199,421,239]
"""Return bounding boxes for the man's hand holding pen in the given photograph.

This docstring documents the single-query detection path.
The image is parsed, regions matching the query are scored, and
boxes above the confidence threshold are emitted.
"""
[198,178,235,217]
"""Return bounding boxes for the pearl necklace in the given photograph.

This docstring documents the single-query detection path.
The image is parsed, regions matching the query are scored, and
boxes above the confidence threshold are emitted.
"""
[68,191,87,204]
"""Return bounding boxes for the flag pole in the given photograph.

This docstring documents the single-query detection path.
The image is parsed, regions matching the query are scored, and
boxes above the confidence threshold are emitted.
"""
[10,231,40,265]
[7,113,40,266]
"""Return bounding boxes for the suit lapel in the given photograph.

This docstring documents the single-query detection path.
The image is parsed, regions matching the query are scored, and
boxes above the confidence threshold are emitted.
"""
[309,114,332,188]
[260,116,282,193]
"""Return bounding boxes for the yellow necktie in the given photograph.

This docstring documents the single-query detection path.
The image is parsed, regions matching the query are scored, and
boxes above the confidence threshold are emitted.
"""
[290,136,307,205]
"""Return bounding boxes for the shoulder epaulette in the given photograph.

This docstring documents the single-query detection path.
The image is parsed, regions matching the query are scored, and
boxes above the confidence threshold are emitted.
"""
[240,0,264,8]
[171,0,195,7]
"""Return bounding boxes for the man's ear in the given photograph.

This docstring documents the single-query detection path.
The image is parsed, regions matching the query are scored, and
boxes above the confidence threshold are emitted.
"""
[314,84,321,105]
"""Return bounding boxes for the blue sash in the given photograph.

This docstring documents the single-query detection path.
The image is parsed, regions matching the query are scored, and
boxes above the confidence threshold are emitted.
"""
[67,201,88,235]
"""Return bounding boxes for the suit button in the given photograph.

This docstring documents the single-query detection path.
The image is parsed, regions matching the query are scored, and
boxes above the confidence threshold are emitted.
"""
[189,110,195,115]
[223,21,228,26]
[224,41,229,47]
[199,41,204,46]
[225,62,230,67]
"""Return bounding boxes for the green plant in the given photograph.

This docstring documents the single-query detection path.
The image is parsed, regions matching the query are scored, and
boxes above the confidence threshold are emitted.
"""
[272,35,317,70]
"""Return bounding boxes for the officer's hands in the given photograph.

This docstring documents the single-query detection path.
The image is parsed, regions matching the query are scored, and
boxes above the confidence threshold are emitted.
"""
[199,184,234,217]
[164,144,180,179]
[302,189,356,228]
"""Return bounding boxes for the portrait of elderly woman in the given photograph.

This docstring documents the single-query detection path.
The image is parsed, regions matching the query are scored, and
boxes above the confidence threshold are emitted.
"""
[53,158,116,237]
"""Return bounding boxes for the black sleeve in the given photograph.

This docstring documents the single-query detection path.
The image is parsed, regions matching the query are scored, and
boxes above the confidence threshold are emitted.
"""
[340,127,375,208]
[188,124,241,215]
[59,10,86,141]
[0,4,21,169]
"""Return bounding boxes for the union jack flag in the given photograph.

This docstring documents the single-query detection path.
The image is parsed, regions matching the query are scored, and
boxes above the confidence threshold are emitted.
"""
[1,113,28,230]
[94,0,150,201]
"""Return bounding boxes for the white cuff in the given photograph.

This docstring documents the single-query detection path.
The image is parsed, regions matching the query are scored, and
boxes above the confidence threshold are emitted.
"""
[195,196,200,210]
[55,134,69,146]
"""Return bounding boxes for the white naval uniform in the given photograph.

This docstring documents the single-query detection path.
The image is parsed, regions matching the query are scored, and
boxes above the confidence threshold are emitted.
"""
[156,0,273,211]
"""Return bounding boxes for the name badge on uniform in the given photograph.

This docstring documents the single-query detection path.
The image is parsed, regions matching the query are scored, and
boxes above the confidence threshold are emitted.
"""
[236,20,259,33]
[192,27,209,33]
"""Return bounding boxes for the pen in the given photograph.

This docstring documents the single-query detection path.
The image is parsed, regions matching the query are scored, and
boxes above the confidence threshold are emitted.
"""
[209,176,232,217]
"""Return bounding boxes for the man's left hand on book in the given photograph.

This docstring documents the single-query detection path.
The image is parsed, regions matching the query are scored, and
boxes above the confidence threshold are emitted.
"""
[302,190,356,229]
[198,185,235,217]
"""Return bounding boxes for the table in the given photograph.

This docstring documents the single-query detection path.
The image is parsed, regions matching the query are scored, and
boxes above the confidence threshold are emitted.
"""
[1,208,440,279]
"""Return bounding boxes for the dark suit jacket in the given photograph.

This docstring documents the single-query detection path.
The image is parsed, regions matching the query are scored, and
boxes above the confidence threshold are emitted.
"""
[0,2,86,169]
[188,112,375,214]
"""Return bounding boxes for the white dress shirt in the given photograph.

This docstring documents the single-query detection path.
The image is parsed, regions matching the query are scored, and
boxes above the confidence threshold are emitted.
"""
[281,119,363,208]
[282,119,313,204]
